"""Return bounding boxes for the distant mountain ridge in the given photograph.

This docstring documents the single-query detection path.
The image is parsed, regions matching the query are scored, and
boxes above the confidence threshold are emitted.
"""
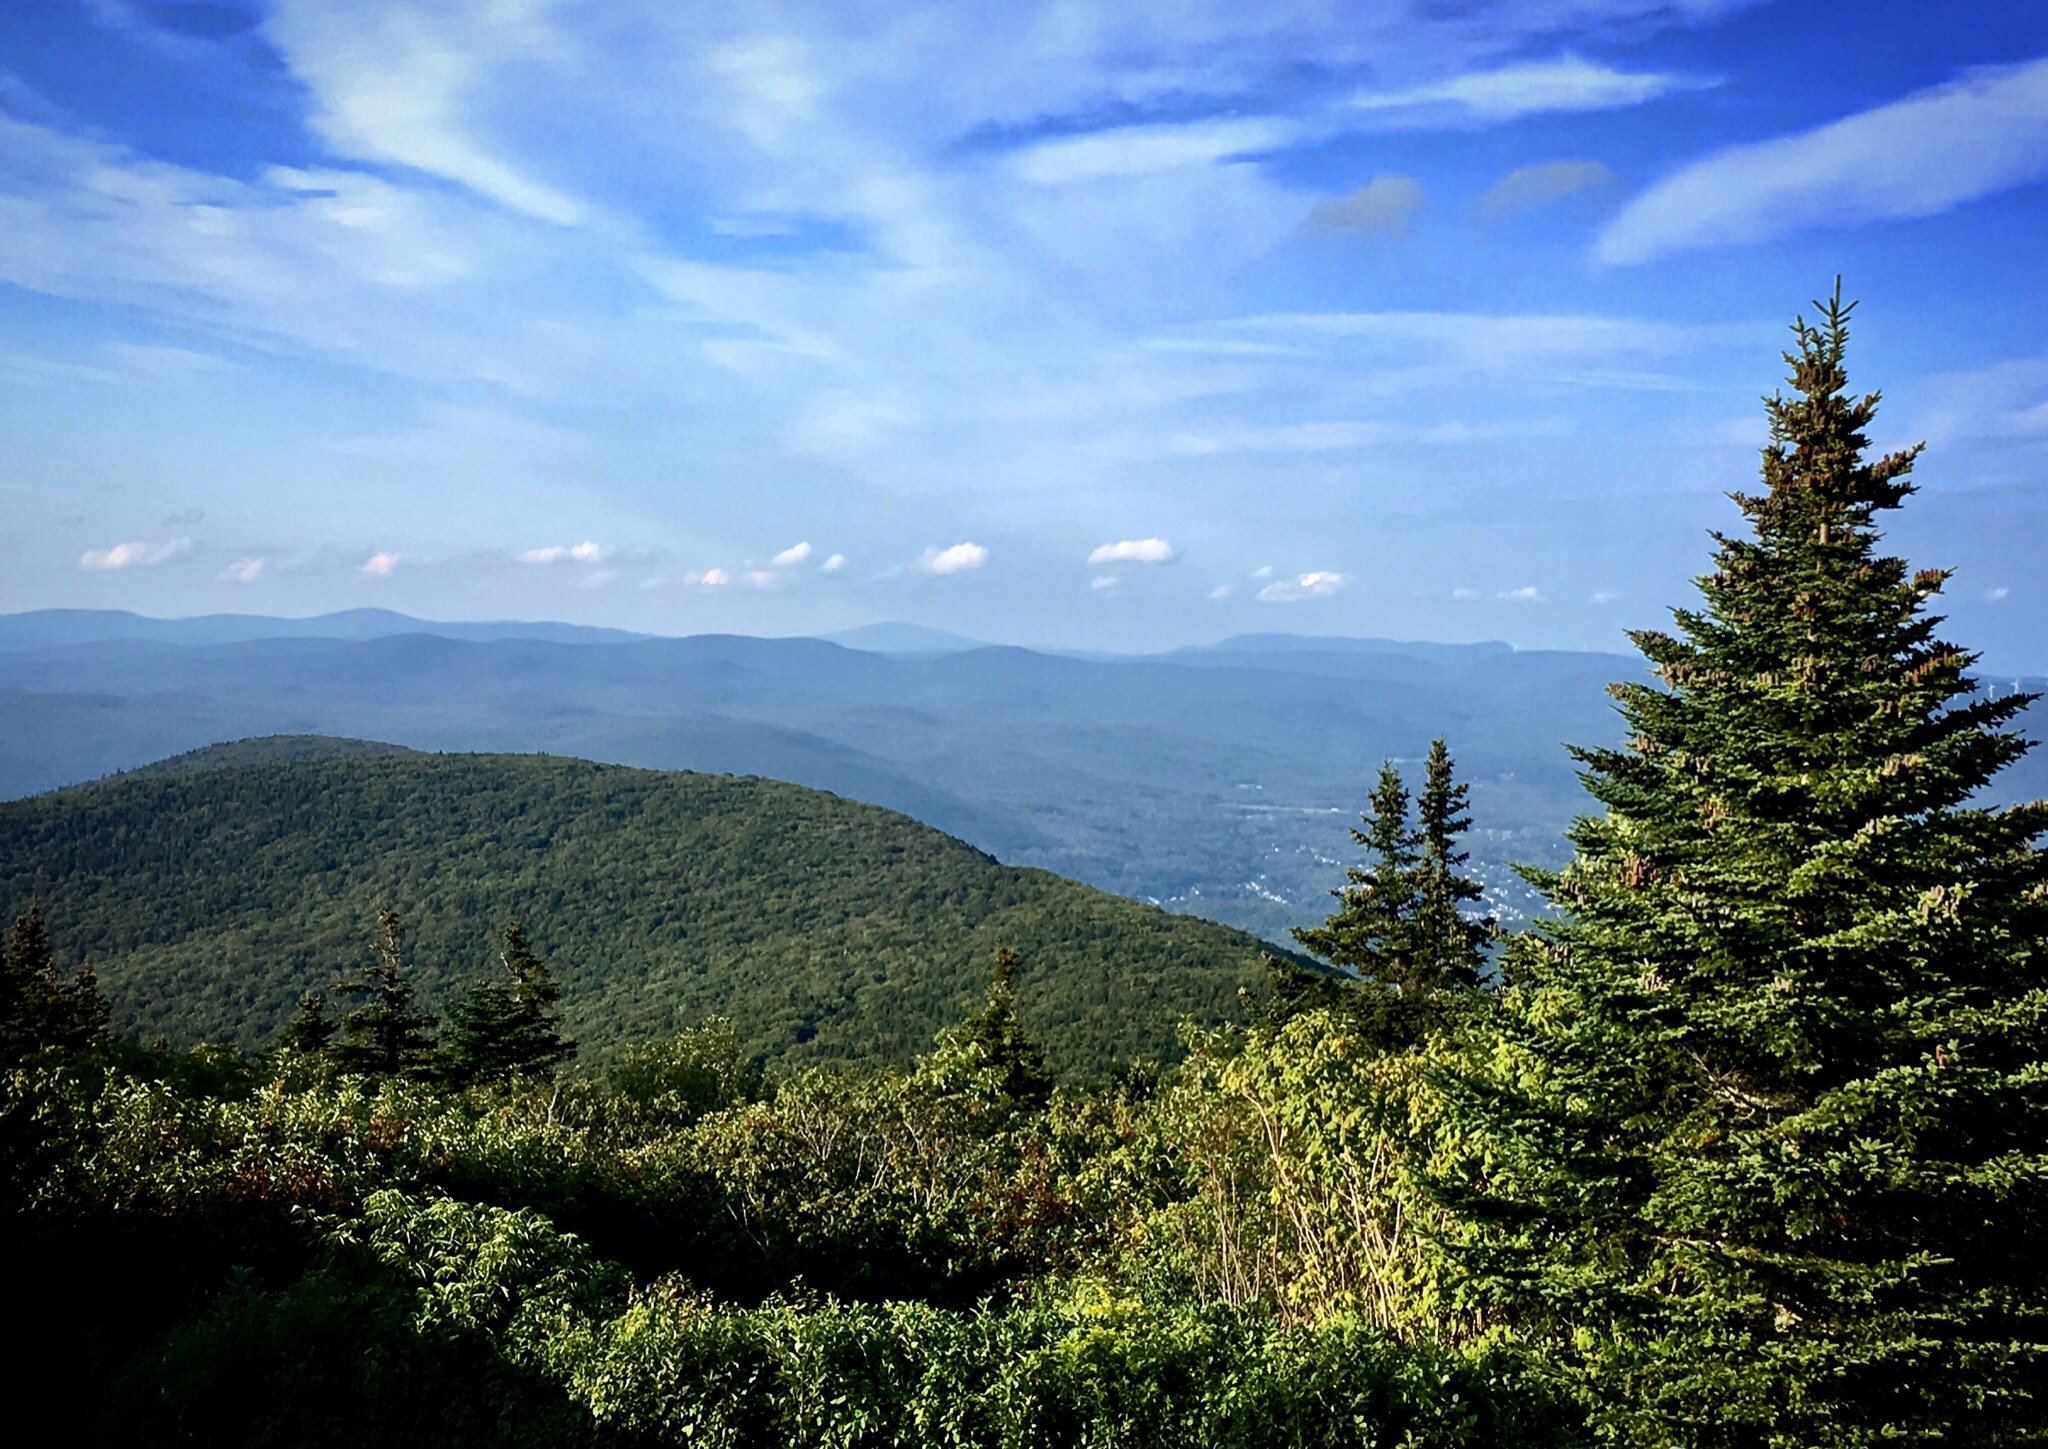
[4,610,2038,943]
[0,744,1281,1074]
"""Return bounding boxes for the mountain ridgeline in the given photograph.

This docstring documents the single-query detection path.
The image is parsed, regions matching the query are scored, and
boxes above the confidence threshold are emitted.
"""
[0,743,1280,1074]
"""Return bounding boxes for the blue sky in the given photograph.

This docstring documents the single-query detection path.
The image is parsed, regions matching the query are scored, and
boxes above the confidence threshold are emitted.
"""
[2,0,2045,665]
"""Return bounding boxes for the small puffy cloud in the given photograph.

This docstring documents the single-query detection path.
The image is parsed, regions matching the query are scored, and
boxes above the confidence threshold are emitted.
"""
[219,556,267,583]
[1258,571,1346,602]
[1498,585,1544,602]
[1208,584,1234,600]
[741,570,779,588]
[80,537,192,570]
[1589,589,1622,604]
[1088,537,1176,565]
[519,541,605,565]
[687,567,730,587]
[919,542,988,575]
[360,551,400,576]
[1476,160,1615,216]
[1307,175,1424,233]
[1090,575,1121,591]
[1451,587,1480,600]
[820,552,847,573]
[772,541,813,568]
[1252,565,1275,580]
[1988,586,2010,601]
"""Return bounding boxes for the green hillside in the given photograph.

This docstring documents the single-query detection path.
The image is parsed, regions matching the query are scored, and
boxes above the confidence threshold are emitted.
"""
[0,744,1278,1074]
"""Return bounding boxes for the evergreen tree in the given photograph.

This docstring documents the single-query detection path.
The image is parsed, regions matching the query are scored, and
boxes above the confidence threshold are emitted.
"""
[1444,289,2048,1445]
[1409,737,1492,993]
[435,924,575,1087]
[1291,746,1490,1042]
[3,905,109,1057]
[277,990,337,1056]
[1293,762,1420,982]
[933,946,1054,1108]
[0,905,50,1058]
[332,909,436,1078]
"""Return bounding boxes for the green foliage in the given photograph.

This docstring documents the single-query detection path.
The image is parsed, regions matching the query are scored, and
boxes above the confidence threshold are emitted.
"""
[1441,289,2048,1445]
[0,752,1279,1076]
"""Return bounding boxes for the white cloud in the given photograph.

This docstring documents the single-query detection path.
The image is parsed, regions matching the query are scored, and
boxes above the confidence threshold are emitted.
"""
[1589,588,1622,604]
[919,541,989,575]
[1307,175,1424,233]
[741,569,780,588]
[687,567,730,587]
[519,541,605,564]
[1349,56,1696,125]
[1498,585,1544,602]
[219,556,267,583]
[1989,586,2010,601]
[79,537,192,571]
[772,540,813,567]
[1451,587,1479,600]
[1090,575,1121,591]
[1252,565,1274,580]
[360,551,401,576]
[1257,570,1345,602]
[820,552,847,573]
[1600,57,2048,264]
[1476,159,1615,216]
[1208,584,1233,600]
[1088,537,1176,565]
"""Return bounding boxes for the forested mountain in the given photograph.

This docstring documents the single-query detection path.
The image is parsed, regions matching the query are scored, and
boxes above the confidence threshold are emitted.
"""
[0,744,1279,1073]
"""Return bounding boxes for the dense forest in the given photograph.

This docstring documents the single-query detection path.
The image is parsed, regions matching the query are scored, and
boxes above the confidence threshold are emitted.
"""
[0,747,1282,1075]
[3,297,2044,1446]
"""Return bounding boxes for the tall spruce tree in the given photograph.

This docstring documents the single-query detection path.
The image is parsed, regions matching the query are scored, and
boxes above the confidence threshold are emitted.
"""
[1410,738,1493,992]
[331,909,436,1078]
[1293,762,1421,981]
[1292,744,1490,1035]
[435,924,574,1087]
[1443,289,2048,1445]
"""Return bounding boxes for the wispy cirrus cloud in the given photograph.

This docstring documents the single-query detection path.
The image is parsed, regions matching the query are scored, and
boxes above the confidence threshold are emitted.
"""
[1601,56,2048,263]
[1347,55,1703,126]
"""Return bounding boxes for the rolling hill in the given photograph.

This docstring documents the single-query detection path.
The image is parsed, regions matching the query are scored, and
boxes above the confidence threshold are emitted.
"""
[0,743,1283,1075]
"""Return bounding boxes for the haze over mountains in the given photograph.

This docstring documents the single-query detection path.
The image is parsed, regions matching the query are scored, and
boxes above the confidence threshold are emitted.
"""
[3,608,2041,943]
